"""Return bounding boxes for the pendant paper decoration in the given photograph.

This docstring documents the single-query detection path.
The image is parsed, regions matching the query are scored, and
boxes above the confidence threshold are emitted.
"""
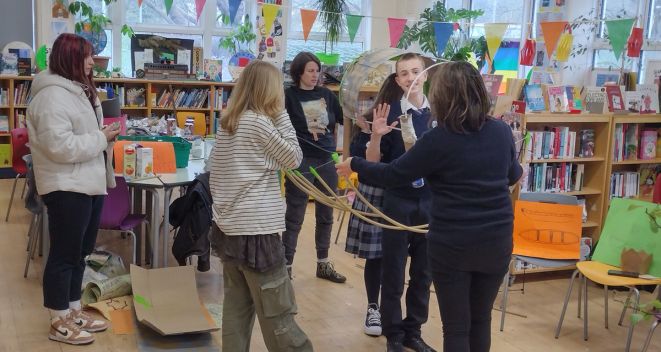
[300,9,318,42]
[262,3,280,36]
[387,18,407,48]
[540,21,568,59]
[433,22,453,57]
[520,38,536,66]
[555,28,573,62]
[604,18,635,60]
[346,14,364,43]
[627,27,643,57]
[484,23,508,61]
[138,0,143,7]
[228,0,242,24]
[164,0,173,15]
[195,0,206,21]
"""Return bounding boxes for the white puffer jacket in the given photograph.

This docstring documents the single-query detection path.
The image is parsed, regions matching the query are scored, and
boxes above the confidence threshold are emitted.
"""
[27,70,115,196]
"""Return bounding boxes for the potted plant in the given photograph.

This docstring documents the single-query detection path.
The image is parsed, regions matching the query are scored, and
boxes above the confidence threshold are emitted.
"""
[218,15,257,80]
[315,0,347,65]
[68,0,135,70]
[397,1,486,68]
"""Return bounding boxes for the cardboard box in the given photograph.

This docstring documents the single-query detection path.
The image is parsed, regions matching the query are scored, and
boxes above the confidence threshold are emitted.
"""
[130,265,219,336]
[136,147,154,178]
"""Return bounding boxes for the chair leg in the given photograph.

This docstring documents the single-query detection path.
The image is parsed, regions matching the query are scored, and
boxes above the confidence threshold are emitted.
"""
[604,285,609,329]
[24,215,41,278]
[126,231,138,265]
[624,288,639,352]
[20,176,26,199]
[641,318,659,352]
[334,210,347,245]
[500,269,511,332]
[583,274,588,341]
[578,276,583,318]
[619,289,635,326]
[26,213,35,251]
[556,269,580,338]
[5,174,20,222]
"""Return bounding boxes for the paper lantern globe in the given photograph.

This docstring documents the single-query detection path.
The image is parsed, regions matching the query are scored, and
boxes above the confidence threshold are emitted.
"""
[228,51,255,81]
[76,28,107,55]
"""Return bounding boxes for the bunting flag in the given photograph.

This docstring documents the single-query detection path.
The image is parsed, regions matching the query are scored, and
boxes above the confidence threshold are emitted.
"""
[605,18,635,60]
[228,0,242,24]
[164,0,173,15]
[138,0,143,7]
[195,0,206,21]
[627,27,643,57]
[262,3,280,36]
[433,22,453,57]
[300,9,318,42]
[387,18,407,48]
[540,21,568,59]
[484,23,508,61]
[346,14,364,43]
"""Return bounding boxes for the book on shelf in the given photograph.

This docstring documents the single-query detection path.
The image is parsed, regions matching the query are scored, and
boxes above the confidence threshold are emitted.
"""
[576,197,588,223]
[637,84,660,114]
[491,95,515,117]
[547,85,569,113]
[582,86,607,114]
[624,91,642,113]
[565,85,582,112]
[1,53,18,76]
[528,128,576,160]
[578,129,595,158]
[521,162,583,193]
[14,111,26,129]
[203,59,222,82]
[0,143,10,167]
[605,85,625,112]
[610,171,640,199]
[639,129,658,160]
[17,58,31,76]
[482,74,503,111]
[0,115,8,132]
[638,165,659,198]
[525,84,546,112]
[126,87,146,107]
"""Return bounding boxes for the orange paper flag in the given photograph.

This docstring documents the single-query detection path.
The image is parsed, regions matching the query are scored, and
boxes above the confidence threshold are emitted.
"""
[300,9,318,41]
[262,3,280,36]
[540,21,568,59]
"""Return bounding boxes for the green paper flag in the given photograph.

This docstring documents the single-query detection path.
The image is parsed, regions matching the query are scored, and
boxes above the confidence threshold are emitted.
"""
[164,0,173,14]
[346,14,363,43]
[605,18,635,60]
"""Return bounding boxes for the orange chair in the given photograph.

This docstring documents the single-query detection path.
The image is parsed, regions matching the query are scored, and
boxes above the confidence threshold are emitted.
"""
[5,128,30,222]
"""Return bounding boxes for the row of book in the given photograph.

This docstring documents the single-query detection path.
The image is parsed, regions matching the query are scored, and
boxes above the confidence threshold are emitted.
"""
[154,88,209,109]
[520,162,585,193]
[212,88,230,110]
[523,128,595,161]
[524,83,660,114]
[612,124,658,162]
[0,88,7,106]
[609,171,640,199]
[0,112,26,132]
[14,82,31,106]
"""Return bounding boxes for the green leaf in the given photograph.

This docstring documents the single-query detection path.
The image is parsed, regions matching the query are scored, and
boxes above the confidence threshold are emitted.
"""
[631,313,644,325]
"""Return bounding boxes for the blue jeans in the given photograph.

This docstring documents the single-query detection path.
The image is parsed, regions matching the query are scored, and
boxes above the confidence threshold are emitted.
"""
[42,191,104,310]
[282,155,337,265]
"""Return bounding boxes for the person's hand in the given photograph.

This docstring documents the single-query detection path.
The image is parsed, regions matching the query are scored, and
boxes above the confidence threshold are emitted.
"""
[335,157,353,178]
[102,123,121,142]
[370,103,397,137]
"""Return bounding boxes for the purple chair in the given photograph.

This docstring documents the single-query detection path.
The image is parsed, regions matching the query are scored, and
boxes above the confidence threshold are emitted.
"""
[99,176,147,264]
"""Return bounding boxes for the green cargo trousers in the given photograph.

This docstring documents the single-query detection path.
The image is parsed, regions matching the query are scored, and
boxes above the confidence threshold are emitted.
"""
[222,261,313,352]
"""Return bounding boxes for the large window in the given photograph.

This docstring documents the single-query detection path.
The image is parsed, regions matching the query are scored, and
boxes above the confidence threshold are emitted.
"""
[286,0,368,64]
[470,0,525,39]
[125,0,199,27]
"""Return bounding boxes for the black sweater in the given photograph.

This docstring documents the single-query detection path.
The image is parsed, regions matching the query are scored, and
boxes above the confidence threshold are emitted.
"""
[351,118,523,249]
[284,86,343,159]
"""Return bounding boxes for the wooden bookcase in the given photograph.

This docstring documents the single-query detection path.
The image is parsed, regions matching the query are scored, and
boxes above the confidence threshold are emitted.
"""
[0,75,33,172]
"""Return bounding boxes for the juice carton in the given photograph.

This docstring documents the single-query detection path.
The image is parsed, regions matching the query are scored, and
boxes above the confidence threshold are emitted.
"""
[123,144,137,179]
[136,147,154,178]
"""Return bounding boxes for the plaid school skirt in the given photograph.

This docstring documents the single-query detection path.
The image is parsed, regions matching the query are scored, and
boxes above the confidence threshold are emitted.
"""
[345,183,385,259]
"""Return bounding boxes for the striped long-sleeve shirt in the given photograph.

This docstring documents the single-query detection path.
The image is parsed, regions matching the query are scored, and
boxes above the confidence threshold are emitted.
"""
[209,110,303,236]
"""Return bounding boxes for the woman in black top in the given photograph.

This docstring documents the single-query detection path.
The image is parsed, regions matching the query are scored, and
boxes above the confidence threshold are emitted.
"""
[282,52,346,283]
[336,61,523,352]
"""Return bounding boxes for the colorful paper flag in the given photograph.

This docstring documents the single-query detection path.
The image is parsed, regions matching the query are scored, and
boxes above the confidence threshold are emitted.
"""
[195,0,206,21]
[164,0,173,15]
[540,21,568,59]
[433,22,453,57]
[346,14,363,43]
[485,23,508,61]
[262,3,280,36]
[605,18,635,60]
[228,0,242,24]
[138,0,143,7]
[300,9,318,42]
[387,18,407,48]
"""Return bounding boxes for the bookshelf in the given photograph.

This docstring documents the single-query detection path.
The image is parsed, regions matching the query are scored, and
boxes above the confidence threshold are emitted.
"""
[0,76,34,173]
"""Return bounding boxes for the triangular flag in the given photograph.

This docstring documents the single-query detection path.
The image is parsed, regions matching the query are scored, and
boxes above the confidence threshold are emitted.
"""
[195,0,206,21]
[262,3,280,36]
[485,23,508,61]
[387,18,407,48]
[164,0,173,15]
[138,0,143,7]
[300,9,318,42]
[433,22,453,57]
[605,18,635,60]
[228,0,242,24]
[346,14,363,43]
[539,21,568,59]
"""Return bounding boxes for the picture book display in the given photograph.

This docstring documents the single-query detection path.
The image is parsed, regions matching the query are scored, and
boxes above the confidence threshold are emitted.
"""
[637,84,660,113]
[547,85,569,113]
[525,84,546,112]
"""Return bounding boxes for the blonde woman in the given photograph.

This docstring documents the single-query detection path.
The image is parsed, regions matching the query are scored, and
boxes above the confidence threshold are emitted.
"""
[208,60,312,352]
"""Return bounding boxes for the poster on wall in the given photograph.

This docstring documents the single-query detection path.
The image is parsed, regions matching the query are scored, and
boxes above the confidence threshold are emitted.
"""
[255,0,285,69]
[130,34,194,74]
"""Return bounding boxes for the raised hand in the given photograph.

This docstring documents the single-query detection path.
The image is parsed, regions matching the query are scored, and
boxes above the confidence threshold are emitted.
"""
[370,103,397,137]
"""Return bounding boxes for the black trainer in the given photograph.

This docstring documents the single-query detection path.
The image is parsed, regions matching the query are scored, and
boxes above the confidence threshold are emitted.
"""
[364,303,382,336]
[316,261,346,283]
[403,336,437,352]
[386,340,405,352]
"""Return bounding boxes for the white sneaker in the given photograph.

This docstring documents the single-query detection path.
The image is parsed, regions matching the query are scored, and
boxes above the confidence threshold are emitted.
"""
[49,316,94,345]
[71,308,109,332]
[364,303,382,336]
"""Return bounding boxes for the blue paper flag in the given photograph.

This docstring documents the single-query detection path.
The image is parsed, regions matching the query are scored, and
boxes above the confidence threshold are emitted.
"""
[228,0,242,24]
[433,22,454,57]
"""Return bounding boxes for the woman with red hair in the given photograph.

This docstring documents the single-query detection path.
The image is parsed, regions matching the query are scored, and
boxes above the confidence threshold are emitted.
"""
[27,33,120,345]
